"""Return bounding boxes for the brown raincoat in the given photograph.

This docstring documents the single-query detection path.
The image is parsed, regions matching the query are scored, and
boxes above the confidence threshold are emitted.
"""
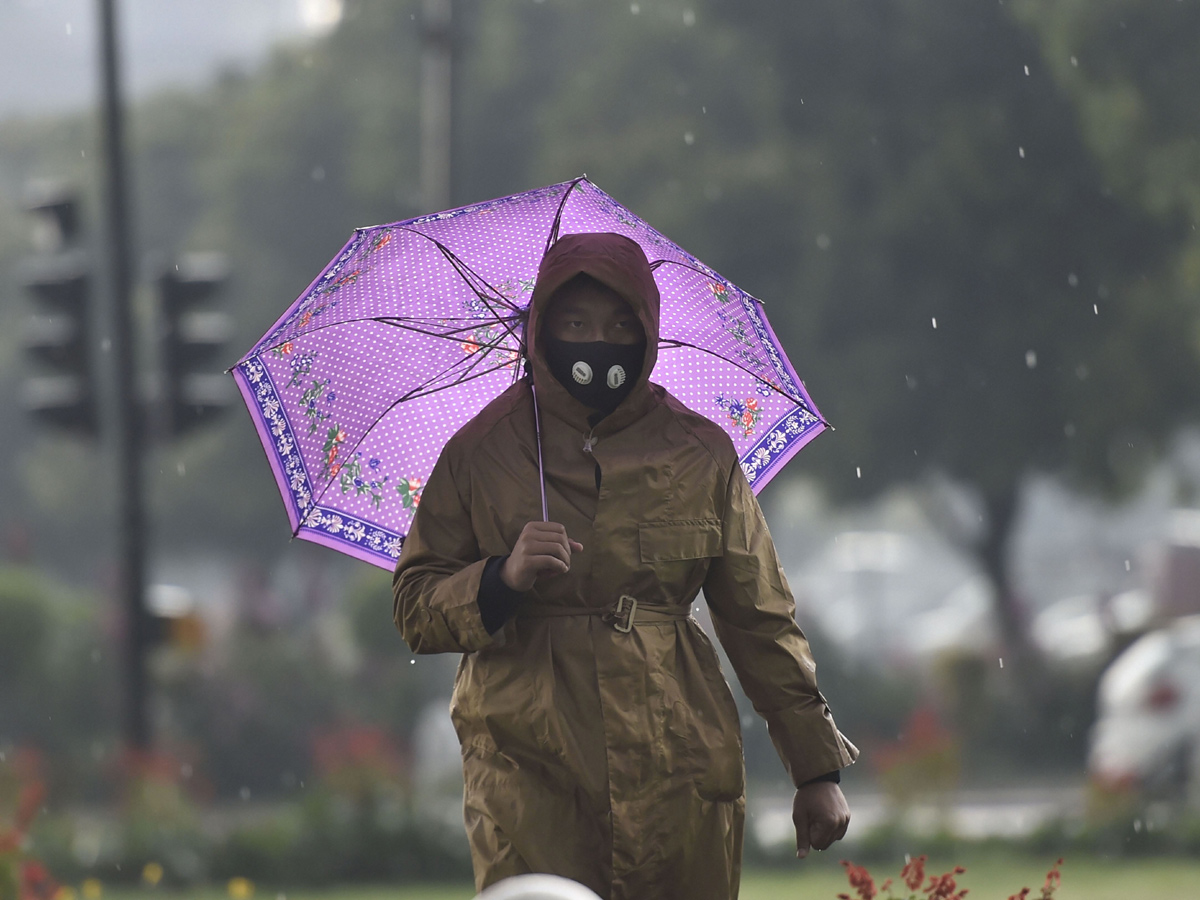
[393,233,856,900]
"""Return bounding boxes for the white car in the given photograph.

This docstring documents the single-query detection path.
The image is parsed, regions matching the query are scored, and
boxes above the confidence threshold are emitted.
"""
[1089,615,1200,803]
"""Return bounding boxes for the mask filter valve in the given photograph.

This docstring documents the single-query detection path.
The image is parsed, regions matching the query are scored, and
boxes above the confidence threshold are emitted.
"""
[606,365,626,389]
[572,361,593,385]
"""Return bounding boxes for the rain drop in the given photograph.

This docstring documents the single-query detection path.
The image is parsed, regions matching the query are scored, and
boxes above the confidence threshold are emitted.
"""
[1070,55,1079,67]
[630,3,640,13]
[1075,364,1089,380]
[683,9,695,26]
[1023,64,1030,76]
[684,131,695,146]
[999,657,1004,669]
[1018,146,1026,159]
[701,106,707,114]
[1064,422,1076,438]
[180,763,193,779]
[65,22,72,36]
[311,166,326,182]
[931,317,938,329]
[177,461,186,476]
[1068,272,1079,287]
[815,233,831,251]
[1093,304,1099,315]
[239,786,251,800]
[410,659,416,664]
[855,466,862,479]
[1025,350,1037,369]
[1125,559,1131,571]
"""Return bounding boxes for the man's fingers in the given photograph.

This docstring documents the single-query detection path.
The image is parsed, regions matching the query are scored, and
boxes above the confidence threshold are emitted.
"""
[524,538,571,558]
[793,809,811,859]
[833,813,850,843]
[569,540,584,552]
[809,821,834,852]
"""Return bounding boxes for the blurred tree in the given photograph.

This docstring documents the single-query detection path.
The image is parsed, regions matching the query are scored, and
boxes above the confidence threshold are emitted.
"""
[689,1,1200,661]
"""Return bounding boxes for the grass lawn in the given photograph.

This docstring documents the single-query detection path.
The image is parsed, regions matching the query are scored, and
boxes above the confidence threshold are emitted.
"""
[98,855,1200,900]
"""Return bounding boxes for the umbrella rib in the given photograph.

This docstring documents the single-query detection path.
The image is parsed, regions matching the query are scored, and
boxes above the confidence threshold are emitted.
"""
[394,226,523,322]
[254,314,522,355]
[545,176,587,255]
[656,339,822,419]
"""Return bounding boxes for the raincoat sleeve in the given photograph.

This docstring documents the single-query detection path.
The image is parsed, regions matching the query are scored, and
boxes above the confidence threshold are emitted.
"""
[392,449,494,654]
[703,462,859,788]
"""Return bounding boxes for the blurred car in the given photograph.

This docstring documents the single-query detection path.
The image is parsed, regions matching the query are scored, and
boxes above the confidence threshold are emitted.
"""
[1088,615,1200,802]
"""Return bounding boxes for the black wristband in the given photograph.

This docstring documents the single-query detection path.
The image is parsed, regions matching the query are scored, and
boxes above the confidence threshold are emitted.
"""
[801,770,841,787]
[477,555,523,635]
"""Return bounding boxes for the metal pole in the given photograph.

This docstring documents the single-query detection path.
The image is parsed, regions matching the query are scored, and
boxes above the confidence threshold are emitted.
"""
[98,0,149,750]
[420,0,453,212]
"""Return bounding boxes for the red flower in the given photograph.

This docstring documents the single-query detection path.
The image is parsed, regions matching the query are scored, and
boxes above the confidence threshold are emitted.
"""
[329,463,342,476]
[746,398,759,410]
[1007,890,1031,900]
[407,478,422,491]
[411,494,421,508]
[902,855,928,891]
[335,430,347,443]
[299,311,313,327]
[840,861,877,900]
[327,447,339,465]
[280,341,294,354]
[924,866,967,900]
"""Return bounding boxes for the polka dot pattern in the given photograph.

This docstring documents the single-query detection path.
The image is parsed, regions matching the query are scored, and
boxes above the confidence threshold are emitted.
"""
[232,178,825,569]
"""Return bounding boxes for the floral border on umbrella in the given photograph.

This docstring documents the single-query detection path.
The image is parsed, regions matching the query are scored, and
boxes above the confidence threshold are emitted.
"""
[238,356,406,565]
[738,406,821,486]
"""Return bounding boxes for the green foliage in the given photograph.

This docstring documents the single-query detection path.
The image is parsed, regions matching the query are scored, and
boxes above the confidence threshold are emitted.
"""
[0,567,117,799]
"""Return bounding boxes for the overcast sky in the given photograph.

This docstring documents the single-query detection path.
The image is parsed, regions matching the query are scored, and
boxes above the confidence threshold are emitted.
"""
[0,0,343,119]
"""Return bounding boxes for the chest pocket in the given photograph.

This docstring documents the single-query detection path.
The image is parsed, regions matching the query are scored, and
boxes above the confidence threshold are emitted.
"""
[638,519,723,562]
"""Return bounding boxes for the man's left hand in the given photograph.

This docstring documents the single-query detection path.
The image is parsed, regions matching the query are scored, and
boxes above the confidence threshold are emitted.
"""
[792,781,850,859]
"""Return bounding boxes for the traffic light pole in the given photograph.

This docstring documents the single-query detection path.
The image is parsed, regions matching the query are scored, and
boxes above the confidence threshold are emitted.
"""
[98,0,149,751]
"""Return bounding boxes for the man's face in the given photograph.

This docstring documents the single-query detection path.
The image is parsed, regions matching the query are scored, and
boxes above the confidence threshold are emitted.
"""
[543,278,645,345]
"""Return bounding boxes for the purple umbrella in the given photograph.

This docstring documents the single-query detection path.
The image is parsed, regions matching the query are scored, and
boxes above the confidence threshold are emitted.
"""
[232,177,827,570]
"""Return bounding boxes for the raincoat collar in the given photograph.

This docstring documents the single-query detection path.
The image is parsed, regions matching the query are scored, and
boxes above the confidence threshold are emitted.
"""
[525,232,660,436]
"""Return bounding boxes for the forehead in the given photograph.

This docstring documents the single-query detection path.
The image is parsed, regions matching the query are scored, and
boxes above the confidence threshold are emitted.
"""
[546,276,633,316]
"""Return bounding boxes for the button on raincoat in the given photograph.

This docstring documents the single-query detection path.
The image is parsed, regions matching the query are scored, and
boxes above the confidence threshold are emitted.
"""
[393,233,857,900]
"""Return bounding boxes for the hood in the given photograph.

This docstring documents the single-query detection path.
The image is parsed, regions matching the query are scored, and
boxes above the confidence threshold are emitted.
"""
[526,232,660,432]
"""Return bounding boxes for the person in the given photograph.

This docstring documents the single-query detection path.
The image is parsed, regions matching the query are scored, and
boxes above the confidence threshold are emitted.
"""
[393,232,857,900]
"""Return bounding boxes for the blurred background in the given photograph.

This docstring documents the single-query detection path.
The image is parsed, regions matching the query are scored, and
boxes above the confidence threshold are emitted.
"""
[3,0,1200,896]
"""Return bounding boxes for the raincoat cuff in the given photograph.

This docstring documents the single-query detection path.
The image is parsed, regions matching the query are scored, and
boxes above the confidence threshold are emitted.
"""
[765,703,859,788]
[477,555,523,635]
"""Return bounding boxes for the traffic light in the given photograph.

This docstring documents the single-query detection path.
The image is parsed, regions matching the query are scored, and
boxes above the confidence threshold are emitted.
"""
[160,252,232,437]
[20,187,99,436]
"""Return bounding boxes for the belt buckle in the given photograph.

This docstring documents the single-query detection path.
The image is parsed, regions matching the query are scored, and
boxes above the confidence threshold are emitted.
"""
[612,595,638,633]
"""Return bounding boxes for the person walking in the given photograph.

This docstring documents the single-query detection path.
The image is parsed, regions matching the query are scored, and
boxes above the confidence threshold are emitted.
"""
[394,232,856,900]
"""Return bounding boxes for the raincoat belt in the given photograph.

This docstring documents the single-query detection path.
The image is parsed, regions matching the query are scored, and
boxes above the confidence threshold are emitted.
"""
[518,596,691,633]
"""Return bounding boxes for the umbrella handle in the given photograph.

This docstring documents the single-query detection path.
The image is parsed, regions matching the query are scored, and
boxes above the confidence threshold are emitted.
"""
[530,382,549,523]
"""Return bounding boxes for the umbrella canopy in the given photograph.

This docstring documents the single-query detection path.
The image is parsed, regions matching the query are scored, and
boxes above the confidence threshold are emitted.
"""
[232,177,826,570]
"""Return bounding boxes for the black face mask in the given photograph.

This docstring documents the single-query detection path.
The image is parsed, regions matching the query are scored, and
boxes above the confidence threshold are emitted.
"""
[543,337,645,414]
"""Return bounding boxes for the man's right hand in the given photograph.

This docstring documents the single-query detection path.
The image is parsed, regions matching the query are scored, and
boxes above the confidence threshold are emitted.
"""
[500,521,583,592]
